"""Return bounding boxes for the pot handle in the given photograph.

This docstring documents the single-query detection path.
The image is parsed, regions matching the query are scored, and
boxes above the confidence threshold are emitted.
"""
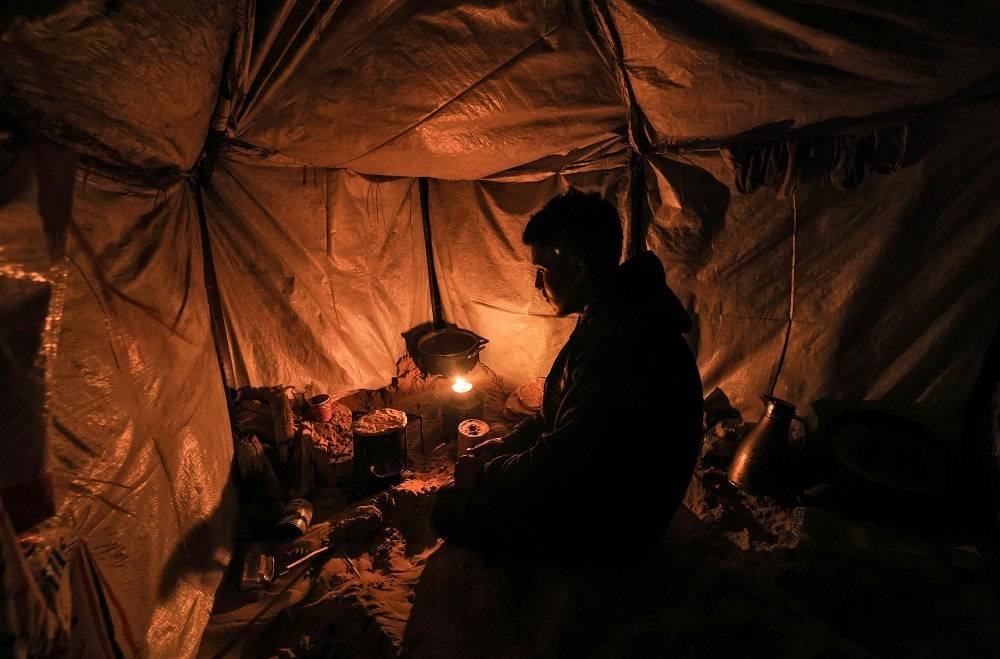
[467,335,489,359]
[370,464,402,480]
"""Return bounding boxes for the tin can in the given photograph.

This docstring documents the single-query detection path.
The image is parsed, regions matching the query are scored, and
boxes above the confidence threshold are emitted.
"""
[239,546,275,592]
[457,419,490,454]
[277,498,314,537]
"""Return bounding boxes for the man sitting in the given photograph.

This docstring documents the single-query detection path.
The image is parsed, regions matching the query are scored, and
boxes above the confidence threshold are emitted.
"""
[432,188,703,561]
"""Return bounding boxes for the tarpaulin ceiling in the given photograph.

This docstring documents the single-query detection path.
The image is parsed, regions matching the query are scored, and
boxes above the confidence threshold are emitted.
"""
[219,0,628,179]
[0,0,238,169]
[2,0,999,656]
[607,0,1000,144]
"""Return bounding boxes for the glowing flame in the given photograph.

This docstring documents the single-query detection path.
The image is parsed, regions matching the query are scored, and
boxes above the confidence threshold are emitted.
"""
[452,376,473,393]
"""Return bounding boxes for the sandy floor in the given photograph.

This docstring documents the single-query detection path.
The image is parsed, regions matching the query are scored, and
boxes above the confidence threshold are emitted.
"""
[199,370,1000,658]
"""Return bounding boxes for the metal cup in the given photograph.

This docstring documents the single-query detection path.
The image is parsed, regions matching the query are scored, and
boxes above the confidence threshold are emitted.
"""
[307,394,334,423]
[276,498,314,537]
[239,545,275,592]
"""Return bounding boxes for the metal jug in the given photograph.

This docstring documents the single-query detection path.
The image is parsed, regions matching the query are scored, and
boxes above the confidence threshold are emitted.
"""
[728,396,805,495]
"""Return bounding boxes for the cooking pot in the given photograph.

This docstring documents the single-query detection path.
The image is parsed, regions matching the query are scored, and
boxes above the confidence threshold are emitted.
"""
[416,328,488,376]
[353,411,410,494]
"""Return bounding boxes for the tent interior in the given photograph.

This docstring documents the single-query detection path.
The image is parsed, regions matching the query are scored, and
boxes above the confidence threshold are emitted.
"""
[2,1,1000,656]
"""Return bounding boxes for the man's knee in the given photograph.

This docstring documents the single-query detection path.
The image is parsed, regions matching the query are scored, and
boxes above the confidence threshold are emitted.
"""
[431,485,461,537]
[432,485,486,546]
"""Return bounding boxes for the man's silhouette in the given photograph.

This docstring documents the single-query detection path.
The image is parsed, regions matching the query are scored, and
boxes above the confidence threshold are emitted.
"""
[433,188,703,561]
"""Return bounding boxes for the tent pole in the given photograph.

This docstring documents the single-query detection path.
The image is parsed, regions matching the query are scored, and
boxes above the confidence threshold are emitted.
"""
[585,0,652,260]
[192,177,237,389]
[626,151,647,260]
[418,178,445,329]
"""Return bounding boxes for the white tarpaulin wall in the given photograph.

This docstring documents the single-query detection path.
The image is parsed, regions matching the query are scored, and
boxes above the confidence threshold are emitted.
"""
[0,144,235,657]
[204,158,432,394]
[2,0,999,655]
[647,100,1000,434]
[48,172,236,658]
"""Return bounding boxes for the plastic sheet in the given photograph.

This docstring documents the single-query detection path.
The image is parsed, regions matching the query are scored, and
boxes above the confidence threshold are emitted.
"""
[42,171,234,658]
[0,446,67,658]
[203,156,432,395]
[647,101,1000,439]
[2,2,999,655]
[606,0,1000,145]
[0,136,74,525]
[222,0,626,179]
[0,1,238,169]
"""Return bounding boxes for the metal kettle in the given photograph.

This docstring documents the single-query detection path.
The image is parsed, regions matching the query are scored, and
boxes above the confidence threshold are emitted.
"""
[728,396,805,496]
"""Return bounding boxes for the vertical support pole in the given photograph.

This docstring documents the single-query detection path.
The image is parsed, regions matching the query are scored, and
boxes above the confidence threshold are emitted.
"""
[192,178,237,389]
[419,177,445,329]
[586,0,652,260]
[626,151,647,260]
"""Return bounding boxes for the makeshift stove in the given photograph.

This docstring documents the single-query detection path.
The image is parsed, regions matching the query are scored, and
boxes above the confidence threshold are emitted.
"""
[441,375,484,443]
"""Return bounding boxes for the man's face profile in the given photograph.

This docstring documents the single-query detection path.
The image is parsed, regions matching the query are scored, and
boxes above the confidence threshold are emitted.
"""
[531,243,585,316]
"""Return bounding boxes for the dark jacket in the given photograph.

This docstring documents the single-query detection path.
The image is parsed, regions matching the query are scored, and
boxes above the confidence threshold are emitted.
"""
[478,251,703,553]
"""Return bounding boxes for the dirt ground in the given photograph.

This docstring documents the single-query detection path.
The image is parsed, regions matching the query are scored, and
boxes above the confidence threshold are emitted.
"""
[198,367,1000,658]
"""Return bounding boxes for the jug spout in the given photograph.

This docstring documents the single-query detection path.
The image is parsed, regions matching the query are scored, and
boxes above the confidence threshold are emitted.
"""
[727,396,798,495]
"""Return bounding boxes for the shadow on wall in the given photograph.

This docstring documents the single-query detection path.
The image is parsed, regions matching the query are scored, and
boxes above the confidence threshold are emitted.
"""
[650,156,730,275]
[656,156,730,244]
[157,473,238,602]
[648,157,730,364]
[825,117,983,436]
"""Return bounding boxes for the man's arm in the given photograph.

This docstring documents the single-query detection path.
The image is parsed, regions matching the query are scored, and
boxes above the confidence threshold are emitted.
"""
[454,413,545,490]
[499,414,544,453]
[476,343,615,503]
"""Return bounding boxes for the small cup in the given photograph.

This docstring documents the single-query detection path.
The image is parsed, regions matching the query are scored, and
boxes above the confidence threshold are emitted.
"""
[307,394,334,423]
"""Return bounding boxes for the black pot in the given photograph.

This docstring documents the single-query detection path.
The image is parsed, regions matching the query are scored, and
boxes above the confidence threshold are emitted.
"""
[416,328,488,376]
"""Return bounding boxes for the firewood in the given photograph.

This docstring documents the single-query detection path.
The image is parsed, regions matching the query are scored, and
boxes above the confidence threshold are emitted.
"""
[235,386,295,461]
[234,414,274,441]
[267,388,295,462]
[235,434,267,480]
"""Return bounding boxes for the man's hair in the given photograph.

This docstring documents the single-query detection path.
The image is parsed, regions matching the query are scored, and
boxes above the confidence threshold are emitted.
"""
[522,188,623,271]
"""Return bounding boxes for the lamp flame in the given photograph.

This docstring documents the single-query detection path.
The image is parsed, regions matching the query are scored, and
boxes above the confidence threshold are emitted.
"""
[452,376,473,393]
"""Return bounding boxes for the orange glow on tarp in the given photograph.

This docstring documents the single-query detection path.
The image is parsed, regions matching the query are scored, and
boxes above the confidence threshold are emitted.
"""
[451,376,472,393]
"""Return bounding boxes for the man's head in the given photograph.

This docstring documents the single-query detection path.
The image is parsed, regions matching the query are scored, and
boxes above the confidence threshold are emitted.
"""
[522,188,623,315]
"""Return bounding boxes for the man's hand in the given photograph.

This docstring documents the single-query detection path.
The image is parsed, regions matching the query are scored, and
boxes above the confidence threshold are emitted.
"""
[467,437,506,461]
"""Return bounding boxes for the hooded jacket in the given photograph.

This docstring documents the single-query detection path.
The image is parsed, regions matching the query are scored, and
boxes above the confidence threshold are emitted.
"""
[478,251,703,553]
